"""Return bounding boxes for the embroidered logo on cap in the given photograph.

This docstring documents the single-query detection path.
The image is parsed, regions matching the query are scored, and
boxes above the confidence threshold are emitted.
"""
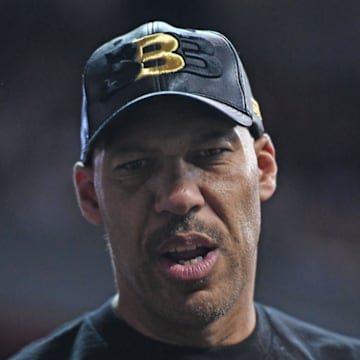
[101,32,223,100]
[251,98,262,120]
[134,33,185,79]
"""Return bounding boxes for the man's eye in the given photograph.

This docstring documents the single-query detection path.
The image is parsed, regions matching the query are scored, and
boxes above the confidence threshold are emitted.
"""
[120,159,151,171]
[197,148,225,158]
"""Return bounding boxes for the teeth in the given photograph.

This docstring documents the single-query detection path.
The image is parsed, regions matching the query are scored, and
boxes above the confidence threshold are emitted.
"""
[178,256,203,265]
[168,244,198,253]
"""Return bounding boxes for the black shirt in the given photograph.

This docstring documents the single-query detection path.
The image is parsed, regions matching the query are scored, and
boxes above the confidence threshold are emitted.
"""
[8,300,360,359]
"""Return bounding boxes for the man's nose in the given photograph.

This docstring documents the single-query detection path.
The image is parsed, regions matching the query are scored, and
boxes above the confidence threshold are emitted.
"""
[149,162,205,216]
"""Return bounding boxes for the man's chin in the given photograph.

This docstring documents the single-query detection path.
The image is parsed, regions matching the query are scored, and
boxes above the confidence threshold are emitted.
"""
[153,287,232,327]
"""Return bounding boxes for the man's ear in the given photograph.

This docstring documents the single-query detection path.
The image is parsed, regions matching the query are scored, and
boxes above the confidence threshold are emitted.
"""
[254,134,278,202]
[73,161,103,225]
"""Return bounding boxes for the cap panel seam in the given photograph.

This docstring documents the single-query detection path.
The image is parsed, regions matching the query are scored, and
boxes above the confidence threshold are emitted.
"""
[211,31,248,115]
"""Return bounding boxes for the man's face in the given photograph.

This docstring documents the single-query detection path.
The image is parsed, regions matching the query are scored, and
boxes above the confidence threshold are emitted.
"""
[79,99,273,330]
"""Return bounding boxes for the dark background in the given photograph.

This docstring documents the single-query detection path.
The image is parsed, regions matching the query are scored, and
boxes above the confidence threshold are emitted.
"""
[1,0,359,358]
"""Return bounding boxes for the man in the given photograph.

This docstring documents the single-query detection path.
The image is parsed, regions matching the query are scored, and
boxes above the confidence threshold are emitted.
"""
[10,21,360,359]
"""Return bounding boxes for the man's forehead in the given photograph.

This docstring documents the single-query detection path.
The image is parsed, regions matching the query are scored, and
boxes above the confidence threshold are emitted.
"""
[102,126,246,163]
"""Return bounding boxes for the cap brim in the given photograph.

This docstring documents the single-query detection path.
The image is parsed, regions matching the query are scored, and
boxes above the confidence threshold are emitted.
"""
[83,91,253,162]
[119,91,253,126]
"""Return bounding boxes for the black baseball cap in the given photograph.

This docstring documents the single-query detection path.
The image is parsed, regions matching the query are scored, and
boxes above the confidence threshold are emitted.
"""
[80,21,264,163]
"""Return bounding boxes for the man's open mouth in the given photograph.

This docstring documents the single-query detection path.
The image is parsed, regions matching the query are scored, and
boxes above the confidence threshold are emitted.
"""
[162,244,215,265]
[158,235,219,281]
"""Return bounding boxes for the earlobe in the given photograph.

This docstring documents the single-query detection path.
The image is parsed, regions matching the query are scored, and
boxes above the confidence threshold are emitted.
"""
[73,161,103,225]
[254,134,278,202]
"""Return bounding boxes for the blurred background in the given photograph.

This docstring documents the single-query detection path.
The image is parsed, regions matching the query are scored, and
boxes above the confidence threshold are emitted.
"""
[1,0,359,357]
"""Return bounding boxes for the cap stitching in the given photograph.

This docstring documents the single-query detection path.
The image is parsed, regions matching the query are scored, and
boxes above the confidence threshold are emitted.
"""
[210,31,248,115]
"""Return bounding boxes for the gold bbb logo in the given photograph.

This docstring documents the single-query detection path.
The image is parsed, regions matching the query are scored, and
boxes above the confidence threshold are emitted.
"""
[133,33,185,79]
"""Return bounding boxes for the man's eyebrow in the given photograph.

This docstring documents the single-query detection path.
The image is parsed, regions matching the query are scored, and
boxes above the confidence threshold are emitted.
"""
[108,145,153,157]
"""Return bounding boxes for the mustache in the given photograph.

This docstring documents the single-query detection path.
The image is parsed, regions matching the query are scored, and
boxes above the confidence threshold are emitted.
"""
[146,213,224,251]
